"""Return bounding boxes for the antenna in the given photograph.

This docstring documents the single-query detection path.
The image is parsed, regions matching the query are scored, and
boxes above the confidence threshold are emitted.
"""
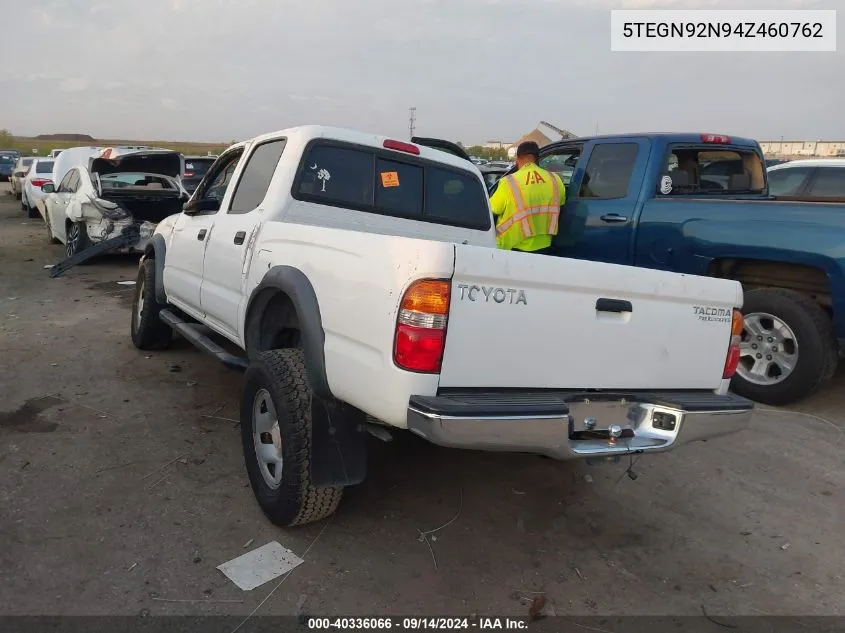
[409,107,416,139]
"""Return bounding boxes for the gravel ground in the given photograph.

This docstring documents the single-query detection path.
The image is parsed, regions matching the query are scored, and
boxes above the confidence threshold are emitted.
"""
[0,182,843,619]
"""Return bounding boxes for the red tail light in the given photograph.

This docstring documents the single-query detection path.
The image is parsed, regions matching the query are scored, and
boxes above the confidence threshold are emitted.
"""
[394,279,450,373]
[701,134,731,144]
[183,172,194,178]
[384,139,420,155]
[723,309,743,378]
[31,178,51,188]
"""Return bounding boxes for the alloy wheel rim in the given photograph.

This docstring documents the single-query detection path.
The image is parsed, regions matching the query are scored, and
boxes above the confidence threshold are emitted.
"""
[67,225,79,257]
[737,312,799,386]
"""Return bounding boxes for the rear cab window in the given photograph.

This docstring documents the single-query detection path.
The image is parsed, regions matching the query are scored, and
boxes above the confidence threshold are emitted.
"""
[292,141,491,231]
[35,161,54,174]
[661,145,765,195]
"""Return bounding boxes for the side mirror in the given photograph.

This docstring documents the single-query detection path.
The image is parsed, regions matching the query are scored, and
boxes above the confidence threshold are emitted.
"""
[183,198,219,215]
[41,183,55,193]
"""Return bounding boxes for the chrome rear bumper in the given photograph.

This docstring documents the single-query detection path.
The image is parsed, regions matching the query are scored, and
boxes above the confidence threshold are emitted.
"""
[406,391,753,460]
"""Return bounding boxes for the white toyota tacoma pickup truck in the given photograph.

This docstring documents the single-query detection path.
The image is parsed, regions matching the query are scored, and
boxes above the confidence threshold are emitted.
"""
[130,125,753,527]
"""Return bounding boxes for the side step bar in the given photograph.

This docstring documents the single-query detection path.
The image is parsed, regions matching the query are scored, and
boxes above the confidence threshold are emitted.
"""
[159,309,249,371]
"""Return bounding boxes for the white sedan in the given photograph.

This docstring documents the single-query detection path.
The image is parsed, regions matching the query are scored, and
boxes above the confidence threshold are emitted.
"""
[21,159,55,219]
[767,158,845,199]
[42,148,187,258]
[10,157,36,198]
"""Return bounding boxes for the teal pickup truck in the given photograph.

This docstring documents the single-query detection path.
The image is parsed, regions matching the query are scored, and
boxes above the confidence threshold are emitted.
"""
[415,133,845,406]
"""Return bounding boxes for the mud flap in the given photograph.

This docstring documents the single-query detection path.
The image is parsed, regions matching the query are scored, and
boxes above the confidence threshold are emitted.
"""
[309,396,367,487]
[48,228,139,278]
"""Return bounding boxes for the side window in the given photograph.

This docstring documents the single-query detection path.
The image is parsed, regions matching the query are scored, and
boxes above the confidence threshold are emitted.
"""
[228,139,286,214]
[57,170,75,193]
[579,143,639,199]
[806,168,845,198]
[375,158,423,216]
[297,144,374,207]
[195,150,244,208]
[539,148,582,186]
[426,166,491,229]
[67,170,80,193]
[767,167,814,196]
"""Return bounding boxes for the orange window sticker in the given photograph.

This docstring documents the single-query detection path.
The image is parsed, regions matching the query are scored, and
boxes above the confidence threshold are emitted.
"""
[381,171,400,188]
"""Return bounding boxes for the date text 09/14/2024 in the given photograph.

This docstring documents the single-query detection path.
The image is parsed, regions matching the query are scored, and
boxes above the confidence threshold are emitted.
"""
[307,617,528,630]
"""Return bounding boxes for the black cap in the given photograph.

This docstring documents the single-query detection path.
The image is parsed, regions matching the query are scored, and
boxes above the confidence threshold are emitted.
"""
[516,141,540,159]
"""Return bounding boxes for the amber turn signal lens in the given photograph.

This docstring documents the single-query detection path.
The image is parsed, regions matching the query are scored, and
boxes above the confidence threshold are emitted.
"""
[400,280,451,315]
[731,309,743,336]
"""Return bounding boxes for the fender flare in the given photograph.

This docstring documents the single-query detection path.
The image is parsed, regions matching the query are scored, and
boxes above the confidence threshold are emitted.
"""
[143,234,168,305]
[245,266,331,400]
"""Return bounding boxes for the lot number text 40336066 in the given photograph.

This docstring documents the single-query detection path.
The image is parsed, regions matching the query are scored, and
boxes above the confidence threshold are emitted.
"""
[307,617,528,630]
[610,9,837,51]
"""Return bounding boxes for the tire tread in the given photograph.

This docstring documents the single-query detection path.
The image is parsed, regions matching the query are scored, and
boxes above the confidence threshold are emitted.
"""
[733,288,837,405]
[131,259,172,350]
[242,349,342,527]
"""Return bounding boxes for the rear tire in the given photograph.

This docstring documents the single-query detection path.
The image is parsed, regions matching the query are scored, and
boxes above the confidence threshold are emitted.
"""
[26,201,39,219]
[66,221,92,262]
[241,349,343,527]
[131,258,172,350]
[731,288,837,406]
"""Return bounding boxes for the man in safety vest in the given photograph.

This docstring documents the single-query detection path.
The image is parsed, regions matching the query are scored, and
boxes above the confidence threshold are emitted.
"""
[489,141,565,255]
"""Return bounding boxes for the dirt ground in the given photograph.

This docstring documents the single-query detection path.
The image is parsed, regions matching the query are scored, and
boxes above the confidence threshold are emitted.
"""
[1,181,843,619]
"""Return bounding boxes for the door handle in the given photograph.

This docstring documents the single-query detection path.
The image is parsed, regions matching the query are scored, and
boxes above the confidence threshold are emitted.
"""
[596,298,632,313]
[233,231,246,245]
[197,229,207,240]
[600,213,628,223]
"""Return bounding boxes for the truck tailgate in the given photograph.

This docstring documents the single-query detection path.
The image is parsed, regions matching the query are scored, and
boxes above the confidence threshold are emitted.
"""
[438,246,743,390]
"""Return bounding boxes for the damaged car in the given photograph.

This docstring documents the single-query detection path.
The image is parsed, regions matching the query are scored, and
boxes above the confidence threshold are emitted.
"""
[42,148,188,262]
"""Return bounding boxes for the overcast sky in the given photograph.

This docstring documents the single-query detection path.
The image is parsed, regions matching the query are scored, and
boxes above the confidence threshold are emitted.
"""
[1,0,841,144]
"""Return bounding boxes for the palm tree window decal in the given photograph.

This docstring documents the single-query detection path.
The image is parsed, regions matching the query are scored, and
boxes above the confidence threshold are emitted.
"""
[317,168,331,192]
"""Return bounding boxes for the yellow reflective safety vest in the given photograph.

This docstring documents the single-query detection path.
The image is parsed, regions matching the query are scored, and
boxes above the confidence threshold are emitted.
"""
[489,163,565,252]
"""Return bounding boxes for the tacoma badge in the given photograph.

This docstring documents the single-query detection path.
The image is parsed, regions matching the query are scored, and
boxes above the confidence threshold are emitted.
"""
[693,305,731,323]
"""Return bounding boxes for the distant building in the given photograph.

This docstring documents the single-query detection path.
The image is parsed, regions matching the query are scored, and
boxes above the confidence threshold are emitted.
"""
[483,141,510,150]
[506,128,555,159]
[759,140,845,157]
